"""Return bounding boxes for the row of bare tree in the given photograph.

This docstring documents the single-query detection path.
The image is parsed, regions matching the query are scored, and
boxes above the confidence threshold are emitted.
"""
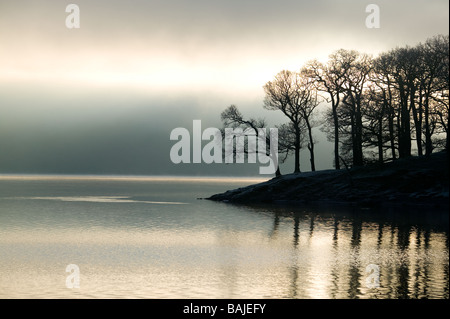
[221,34,449,175]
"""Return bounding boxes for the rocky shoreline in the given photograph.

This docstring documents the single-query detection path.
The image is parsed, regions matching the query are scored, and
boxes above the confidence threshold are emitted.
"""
[207,151,449,209]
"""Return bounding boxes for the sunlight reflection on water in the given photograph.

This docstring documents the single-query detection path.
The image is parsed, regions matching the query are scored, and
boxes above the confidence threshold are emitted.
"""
[0,176,448,299]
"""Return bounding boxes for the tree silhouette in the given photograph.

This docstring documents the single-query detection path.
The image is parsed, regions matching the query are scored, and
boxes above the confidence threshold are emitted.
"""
[263,70,319,173]
[223,34,448,174]
[305,53,349,170]
[220,105,283,176]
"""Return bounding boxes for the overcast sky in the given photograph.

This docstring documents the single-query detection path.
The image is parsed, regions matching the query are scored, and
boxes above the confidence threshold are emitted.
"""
[0,0,448,176]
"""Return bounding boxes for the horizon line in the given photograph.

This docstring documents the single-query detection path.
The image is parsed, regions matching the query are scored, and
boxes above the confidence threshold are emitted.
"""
[0,173,271,182]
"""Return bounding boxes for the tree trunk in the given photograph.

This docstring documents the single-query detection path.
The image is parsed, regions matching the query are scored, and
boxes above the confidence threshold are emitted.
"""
[294,124,301,173]
[388,110,396,160]
[411,87,423,156]
[378,120,384,164]
[275,166,281,177]
[332,106,340,170]
[445,109,450,151]
[386,85,397,161]
[398,88,412,158]
[424,94,433,156]
[348,93,363,167]
[354,97,364,166]
[350,113,357,167]
[306,119,315,171]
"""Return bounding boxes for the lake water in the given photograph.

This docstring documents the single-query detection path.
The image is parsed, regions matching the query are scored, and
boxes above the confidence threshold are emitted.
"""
[0,175,448,299]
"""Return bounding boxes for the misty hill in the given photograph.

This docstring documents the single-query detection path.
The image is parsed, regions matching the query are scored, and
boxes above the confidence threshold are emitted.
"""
[208,151,449,208]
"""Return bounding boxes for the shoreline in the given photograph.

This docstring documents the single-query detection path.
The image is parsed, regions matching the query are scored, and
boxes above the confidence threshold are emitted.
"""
[207,151,449,210]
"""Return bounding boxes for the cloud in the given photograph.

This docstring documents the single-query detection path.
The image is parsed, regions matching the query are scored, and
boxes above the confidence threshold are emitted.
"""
[1,0,448,90]
[0,0,448,175]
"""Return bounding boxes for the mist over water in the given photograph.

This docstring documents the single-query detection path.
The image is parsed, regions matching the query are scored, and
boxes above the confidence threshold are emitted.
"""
[0,84,306,176]
[0,176,447,299]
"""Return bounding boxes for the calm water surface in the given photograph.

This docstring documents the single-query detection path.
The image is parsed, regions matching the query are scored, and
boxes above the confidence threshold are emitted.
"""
[0,176,448,299]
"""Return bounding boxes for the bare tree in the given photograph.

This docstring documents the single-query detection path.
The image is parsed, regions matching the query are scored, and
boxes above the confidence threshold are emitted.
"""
[418,35,449,155]
[373,54,399,160]
[220,105,283,176]
[380,47,418,159]
[275,122,302,169]
[298,69,321,171]
[373,36,449,158]
[340,50,373,167]
[304,51,351,170]
[362,82,391,163]
[434,35,450,150]
[263,70,319,173]
[221,34,448,177]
